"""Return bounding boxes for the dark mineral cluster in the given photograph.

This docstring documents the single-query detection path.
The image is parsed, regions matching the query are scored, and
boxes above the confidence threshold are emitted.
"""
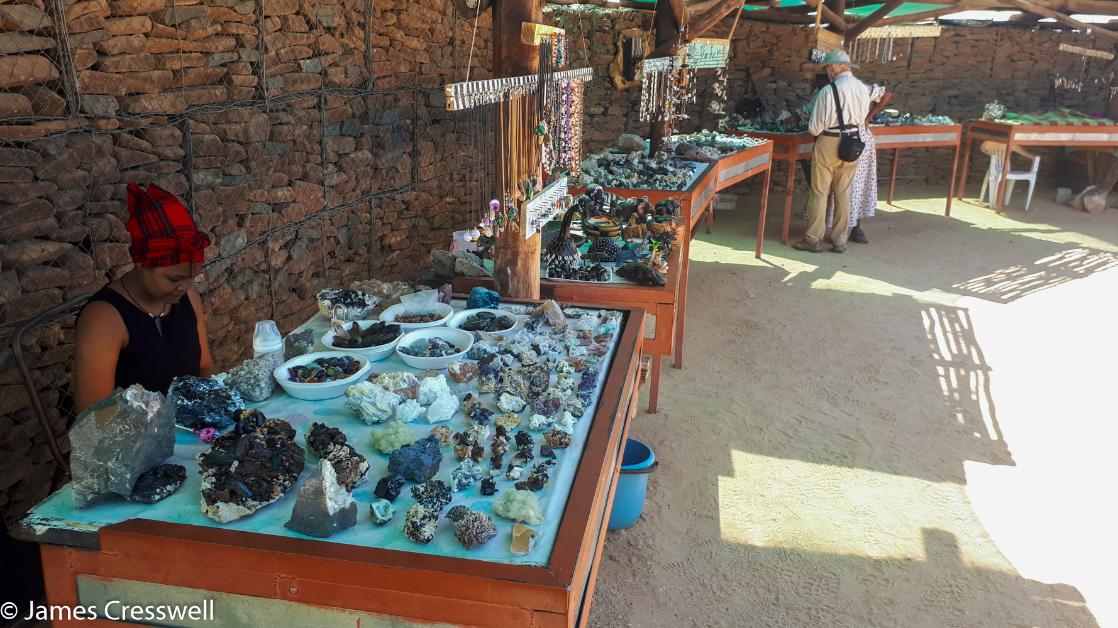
[197,409,305,523]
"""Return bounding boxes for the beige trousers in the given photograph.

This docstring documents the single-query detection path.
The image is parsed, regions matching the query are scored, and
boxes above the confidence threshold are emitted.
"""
[806,135,857,246]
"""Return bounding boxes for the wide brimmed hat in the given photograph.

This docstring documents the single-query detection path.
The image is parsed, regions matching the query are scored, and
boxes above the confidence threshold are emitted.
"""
[819,49,858,68]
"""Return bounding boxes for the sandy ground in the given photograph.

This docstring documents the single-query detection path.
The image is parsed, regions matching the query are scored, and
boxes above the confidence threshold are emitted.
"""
[588,181,1118,628]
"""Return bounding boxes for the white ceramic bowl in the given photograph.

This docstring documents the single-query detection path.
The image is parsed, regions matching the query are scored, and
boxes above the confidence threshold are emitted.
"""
[447,308,524,341]
[379,302,454,330]
[319,320,402,362]
[395,327,474,370]
[273,351,373,401]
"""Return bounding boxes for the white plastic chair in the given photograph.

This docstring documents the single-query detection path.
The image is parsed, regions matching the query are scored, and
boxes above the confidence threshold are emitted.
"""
[979,150,1041,211]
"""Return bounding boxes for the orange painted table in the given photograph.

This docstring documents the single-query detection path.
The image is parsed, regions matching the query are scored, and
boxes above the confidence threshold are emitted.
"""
[957,119,1118,211]
[871,123,962,216]
[12,304,646,628]
[729,130,814,248]
[455,240,681,415]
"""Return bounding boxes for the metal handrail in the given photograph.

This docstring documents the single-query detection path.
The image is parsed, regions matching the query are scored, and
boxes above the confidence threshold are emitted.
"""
[12,293,92,479]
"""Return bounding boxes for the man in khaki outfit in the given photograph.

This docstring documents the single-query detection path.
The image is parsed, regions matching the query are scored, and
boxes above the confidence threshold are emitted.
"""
[793,50,870,254]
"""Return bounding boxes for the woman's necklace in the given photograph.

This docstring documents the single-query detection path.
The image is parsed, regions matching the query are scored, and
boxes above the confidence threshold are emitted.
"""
[121,272,169,337]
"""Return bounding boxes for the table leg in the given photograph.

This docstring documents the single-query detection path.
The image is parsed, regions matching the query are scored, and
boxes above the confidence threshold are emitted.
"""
[995,141,1011,212]
[706,194,715,234]
[957,135,972,199]
[946,142,960,216]
[755,164,772,259]
[888,148,899,205]
[647,353,662,413]
[674,236,689,370]
[781,159,795,245]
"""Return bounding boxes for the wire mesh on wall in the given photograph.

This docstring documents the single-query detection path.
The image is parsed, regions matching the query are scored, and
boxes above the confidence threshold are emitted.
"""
[0,0,495,521]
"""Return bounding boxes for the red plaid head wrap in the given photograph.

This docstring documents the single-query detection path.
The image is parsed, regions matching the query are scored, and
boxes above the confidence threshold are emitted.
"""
[126,183,211,268]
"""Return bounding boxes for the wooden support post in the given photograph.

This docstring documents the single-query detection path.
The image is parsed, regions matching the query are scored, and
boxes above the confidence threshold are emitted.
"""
[492,0,542,299]
[648,0,681,156]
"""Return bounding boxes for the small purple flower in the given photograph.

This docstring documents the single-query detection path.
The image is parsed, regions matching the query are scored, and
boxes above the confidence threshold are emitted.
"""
[197,427,217,443]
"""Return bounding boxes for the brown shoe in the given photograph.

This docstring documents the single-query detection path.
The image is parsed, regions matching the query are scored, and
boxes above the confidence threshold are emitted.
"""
[792,239,823,253]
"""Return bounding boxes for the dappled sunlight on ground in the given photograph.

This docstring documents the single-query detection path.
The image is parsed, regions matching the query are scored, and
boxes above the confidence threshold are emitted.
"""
[718,450,1011,571]
[591,183,1115,627]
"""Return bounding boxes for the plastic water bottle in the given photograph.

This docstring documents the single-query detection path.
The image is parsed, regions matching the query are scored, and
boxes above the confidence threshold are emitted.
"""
[252,320,284,363]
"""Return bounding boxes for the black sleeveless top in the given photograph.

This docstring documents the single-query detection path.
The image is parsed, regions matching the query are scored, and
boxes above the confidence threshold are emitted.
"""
[84,286,202,394]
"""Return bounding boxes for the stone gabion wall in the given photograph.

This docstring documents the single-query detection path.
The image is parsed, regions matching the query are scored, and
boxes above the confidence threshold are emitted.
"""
[0,0,493,522]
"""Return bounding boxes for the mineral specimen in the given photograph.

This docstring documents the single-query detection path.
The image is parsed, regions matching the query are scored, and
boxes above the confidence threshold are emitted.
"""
[451,460,487,492]
[480,478,498,496]
[471,443,485,462]
[495,413,521,431]
[345,382,402,425]
[71,385,176,508]
[497,393,526,413]
[417,375,451,406]
[446,507,497,549]
[285,462,357,538]
[404,504,439,543]
[317,288,380,321]
[493,489,544,524]
[304,423,369,491]
[168,376,243,430]
[399,337,463,358]
[477,363,497,393]
[532,299,567,331]
[539,446,556,459]
[528,414,554,431]
[127,463,186,504]
[425,393,459,423]
[430,425,453,447]
[467,341,500,361]
[284,329,315,360]
[578,369,599,394]
[466,286,501,309]
[510,523,538,556]
[328,320,401,348]
[447,361,480,383]
[515,431,534,450]
[468,404,493,425]
[287,355,363,383]
[394,398,423,422]
[198,413,305,523]
[459,311,515,333]
[305,422,347,455]
[411,479,452,512]
[226,354,279,403]
[388,435,443,482]
[506,465,525,481]
[374,372,420,399]
[555,359,574,375]
[554,412,577,435]
[373,473,406,502]
[530,394,563,418]
[370,421,417,454]
[370,499,396,525]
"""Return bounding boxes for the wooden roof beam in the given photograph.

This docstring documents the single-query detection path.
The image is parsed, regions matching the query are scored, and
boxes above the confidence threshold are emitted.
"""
[1000,0,1118,40]
[844,0,905,42]
[800,0,850,31]
[739,8,819,24]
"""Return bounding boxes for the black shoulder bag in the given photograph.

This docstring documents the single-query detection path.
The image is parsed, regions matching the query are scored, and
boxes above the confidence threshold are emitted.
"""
[829,82,864,162]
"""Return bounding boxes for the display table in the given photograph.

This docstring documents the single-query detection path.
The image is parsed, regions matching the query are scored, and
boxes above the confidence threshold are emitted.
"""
[455,239,681,415]
[12,302,645,628]
[958,119,1118,211]
[871,124,962,215]
[729,130,814,248]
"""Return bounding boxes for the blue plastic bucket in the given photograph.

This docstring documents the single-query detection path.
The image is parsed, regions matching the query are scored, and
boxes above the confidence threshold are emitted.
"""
[608,438,658,530]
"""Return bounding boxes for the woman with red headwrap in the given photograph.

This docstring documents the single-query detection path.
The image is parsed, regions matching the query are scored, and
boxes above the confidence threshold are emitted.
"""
[74,184,215,412]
